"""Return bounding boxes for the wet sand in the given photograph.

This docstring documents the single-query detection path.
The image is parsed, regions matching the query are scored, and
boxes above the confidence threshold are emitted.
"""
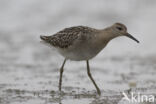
[0,0,156,104]
[0,33,156,104]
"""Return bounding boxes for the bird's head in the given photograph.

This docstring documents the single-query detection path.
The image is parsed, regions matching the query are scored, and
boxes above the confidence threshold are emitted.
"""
[110,23,139,43]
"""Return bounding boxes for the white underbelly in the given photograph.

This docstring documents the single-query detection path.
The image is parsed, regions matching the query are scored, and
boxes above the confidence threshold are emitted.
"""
[57,43,105,61]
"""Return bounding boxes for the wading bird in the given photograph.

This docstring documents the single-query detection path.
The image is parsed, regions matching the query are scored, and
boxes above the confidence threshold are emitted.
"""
[40,23,139,95]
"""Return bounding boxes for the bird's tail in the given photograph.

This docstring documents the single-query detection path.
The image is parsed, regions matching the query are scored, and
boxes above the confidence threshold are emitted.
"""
[40,35,50,42]
[40,35,53,48]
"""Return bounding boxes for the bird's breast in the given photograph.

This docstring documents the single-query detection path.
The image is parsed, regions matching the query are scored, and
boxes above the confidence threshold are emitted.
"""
[57,38,108,61]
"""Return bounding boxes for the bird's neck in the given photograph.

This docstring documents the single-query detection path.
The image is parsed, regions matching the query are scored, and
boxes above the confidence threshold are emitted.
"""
[93,28,113,49]
[99,27,117,42]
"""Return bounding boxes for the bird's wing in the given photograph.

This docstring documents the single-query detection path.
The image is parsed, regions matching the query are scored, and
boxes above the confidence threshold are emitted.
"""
[43,26,97,48]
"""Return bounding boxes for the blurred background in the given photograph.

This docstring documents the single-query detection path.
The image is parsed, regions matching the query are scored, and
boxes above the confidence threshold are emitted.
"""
[0,0,156,104]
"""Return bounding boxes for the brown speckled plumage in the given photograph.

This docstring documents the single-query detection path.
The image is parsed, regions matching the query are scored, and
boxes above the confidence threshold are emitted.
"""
[40,26,98,48]
[40,23,139,95]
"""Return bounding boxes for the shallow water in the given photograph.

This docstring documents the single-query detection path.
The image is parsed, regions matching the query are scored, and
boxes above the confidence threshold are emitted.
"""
[0,33,156,104]
[0,0,156,104]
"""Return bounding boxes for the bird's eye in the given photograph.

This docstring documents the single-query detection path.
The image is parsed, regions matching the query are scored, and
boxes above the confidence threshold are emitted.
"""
[116,27,123,31]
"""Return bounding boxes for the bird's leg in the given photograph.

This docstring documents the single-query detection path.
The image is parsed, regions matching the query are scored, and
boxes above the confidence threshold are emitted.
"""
[86,60,101,95]
[59,59,67,91]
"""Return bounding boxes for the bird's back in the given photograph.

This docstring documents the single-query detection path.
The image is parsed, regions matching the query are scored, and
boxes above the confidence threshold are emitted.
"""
[40,26,98,48]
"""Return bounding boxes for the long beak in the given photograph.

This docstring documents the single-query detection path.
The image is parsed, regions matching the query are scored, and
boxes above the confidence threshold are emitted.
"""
[125,33,139,43]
